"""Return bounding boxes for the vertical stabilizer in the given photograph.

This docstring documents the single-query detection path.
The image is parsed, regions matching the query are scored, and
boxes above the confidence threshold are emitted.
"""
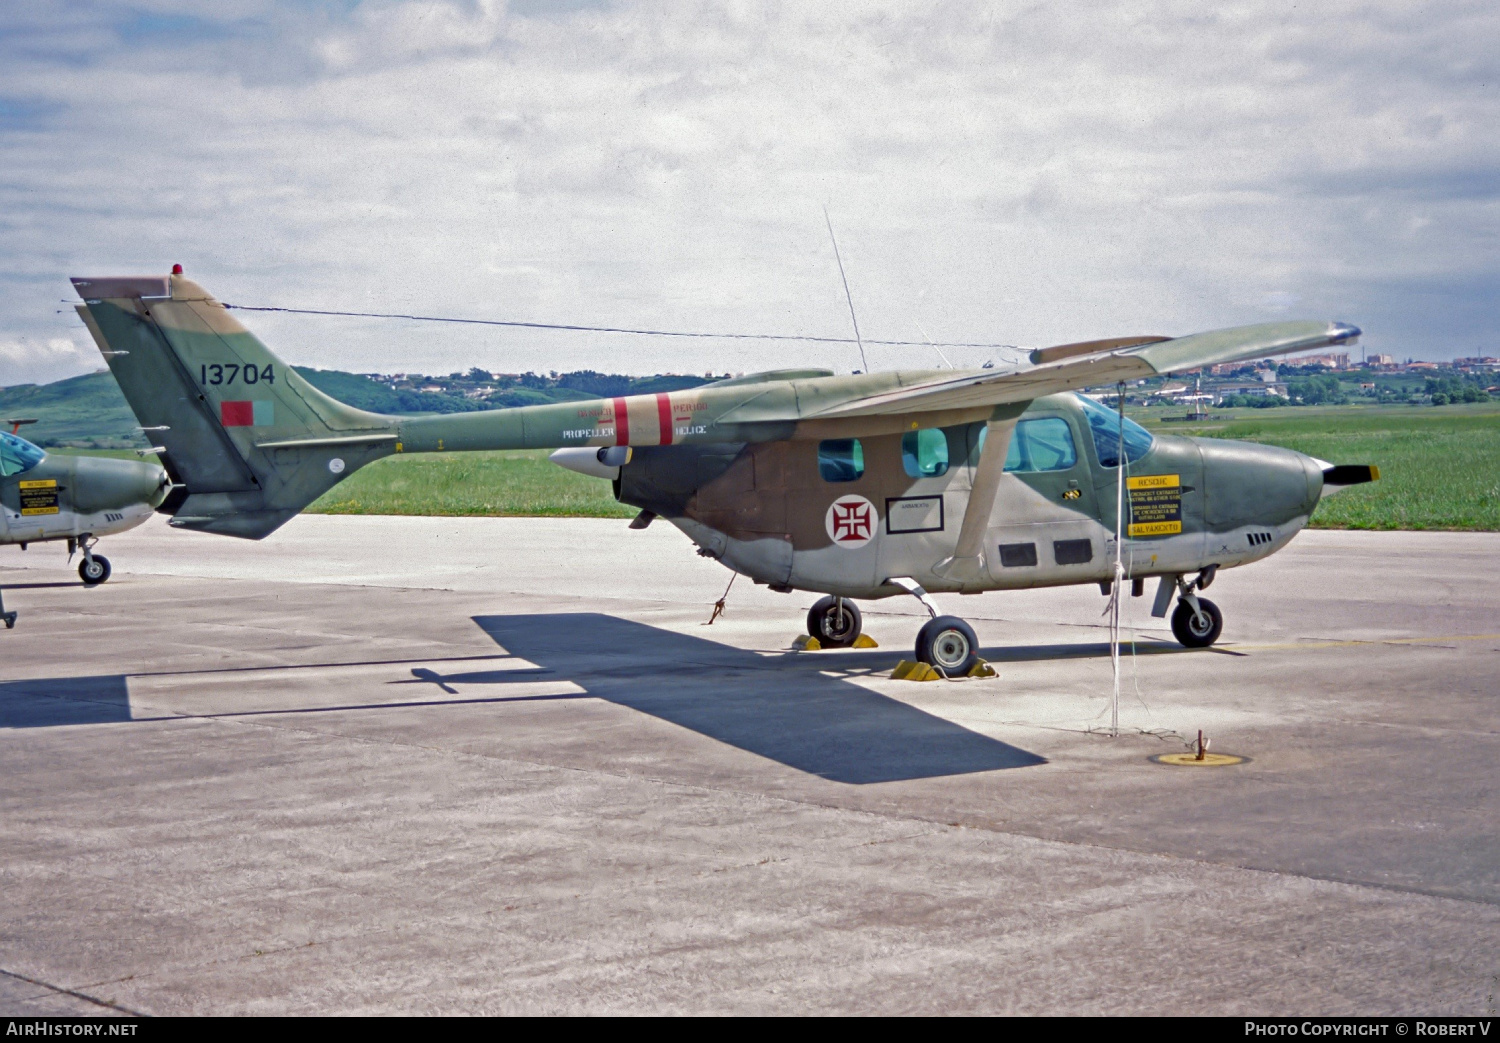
[73,271,398,538]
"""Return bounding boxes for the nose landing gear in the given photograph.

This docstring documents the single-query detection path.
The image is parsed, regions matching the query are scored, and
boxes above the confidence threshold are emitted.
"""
[1171,596,1222,647]
[1154,568,1223,648]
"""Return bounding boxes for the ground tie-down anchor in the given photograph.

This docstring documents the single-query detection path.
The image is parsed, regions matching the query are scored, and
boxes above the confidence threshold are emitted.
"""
[1150,729,1248,767]
[703,572,737,626]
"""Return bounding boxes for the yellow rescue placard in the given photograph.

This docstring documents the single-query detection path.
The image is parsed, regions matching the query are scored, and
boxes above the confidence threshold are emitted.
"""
[1126,474,1180,490]
[18,479,59,516]
[1126,473,1182,537]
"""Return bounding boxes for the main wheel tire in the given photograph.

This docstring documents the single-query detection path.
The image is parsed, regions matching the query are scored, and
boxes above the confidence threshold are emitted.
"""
[806,596,862,648]
[79,555,111,586]
[915,615,980,675]
[1171,596,1222,648]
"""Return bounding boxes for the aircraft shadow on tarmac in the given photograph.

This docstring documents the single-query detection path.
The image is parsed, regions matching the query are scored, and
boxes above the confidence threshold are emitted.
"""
[0,674,133,729]
[0,613,1050,784]
[469,612,1045,784]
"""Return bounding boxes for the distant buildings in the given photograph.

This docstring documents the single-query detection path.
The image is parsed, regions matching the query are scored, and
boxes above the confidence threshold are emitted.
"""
[1205,351,1488,375]
[1283,352,1351,370]
[1455,357,1500,372]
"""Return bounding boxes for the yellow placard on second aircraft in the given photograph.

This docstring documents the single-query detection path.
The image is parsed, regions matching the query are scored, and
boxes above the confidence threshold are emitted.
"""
[18,479,59,516]
[1126,473,1182,537]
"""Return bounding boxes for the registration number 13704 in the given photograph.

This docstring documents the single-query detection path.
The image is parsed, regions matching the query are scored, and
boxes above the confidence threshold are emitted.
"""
[201,363,275,386]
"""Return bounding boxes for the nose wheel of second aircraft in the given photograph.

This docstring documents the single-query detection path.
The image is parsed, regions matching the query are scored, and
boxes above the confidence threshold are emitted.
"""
[69,536,111,587]
[79,553,111,586]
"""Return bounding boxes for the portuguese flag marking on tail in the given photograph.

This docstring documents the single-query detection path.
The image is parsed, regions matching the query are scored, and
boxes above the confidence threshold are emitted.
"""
[221,400,274,427]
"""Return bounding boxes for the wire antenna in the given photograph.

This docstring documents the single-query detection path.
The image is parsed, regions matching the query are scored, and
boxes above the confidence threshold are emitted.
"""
[913,316,953,369]
[823,207,869,373]
[208,302,1016,350]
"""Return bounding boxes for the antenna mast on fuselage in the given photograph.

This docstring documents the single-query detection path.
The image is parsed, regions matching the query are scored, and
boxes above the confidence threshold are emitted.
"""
[823,207,869,373]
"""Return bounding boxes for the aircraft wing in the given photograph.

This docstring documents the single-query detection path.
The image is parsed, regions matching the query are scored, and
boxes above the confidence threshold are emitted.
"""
[803,320,1359,419]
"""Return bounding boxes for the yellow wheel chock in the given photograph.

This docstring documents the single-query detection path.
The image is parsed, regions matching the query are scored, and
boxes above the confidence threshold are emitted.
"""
[890,657,997,681]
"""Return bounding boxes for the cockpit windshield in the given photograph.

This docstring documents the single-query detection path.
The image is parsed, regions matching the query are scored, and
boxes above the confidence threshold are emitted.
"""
[0,431,46,477]
[1075,393,1154,467]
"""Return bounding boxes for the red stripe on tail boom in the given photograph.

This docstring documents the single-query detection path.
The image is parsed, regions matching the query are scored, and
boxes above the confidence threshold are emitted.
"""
[612,397,629,445]
[656,393,673,445]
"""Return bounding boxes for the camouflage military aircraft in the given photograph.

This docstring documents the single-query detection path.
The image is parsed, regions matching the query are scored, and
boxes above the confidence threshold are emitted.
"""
[0,418,171,626]
[72,269,1374,671]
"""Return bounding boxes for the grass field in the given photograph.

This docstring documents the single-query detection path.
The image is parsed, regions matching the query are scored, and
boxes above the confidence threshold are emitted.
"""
[47,403,1500,531]
[308,449,637,519]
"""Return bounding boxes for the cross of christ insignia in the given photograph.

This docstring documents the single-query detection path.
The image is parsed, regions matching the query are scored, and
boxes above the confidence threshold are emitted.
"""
[831,500,872,542]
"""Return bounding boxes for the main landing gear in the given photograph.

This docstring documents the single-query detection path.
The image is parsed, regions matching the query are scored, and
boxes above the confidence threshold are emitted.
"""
[69,536,112,587]
[805,585,983,675]
[807,596,863,648]
[915,616,980,675]
[890,577,982,676]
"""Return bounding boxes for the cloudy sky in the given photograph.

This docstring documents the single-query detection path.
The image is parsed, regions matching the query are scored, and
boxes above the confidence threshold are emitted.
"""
[1,0,1496,386]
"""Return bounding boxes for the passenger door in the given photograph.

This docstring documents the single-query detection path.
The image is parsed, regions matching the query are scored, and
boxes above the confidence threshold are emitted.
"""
[982,412,1107,586]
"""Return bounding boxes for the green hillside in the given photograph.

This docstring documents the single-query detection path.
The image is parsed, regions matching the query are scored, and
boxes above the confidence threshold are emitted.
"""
[0,372,145,449]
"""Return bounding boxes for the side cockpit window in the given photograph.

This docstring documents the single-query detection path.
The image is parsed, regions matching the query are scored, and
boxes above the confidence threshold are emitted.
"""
[0,432,45,477]
[980,417,1079,473]
[901,428,949,478]
[1005,417,1077,473]
[1076,393,1154,467]
[818,438,865,483]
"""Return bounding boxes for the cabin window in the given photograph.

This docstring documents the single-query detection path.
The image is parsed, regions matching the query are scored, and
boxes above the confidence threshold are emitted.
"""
[0,432,44,477]
[817,439,865,483]
[901,428,949,478]
[1076,393,1154,467]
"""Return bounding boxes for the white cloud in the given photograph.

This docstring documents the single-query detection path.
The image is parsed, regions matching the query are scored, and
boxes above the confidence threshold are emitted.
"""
[0,0,1497,387]
[0,336,98,386]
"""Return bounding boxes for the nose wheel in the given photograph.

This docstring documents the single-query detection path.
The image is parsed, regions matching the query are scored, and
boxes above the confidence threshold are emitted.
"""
[807,596,863,648]
[1171,596,1222,647]
[79,553,111,586]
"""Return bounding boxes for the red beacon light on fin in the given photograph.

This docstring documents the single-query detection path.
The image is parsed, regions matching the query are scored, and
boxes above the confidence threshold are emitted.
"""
[171,264,183,275]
